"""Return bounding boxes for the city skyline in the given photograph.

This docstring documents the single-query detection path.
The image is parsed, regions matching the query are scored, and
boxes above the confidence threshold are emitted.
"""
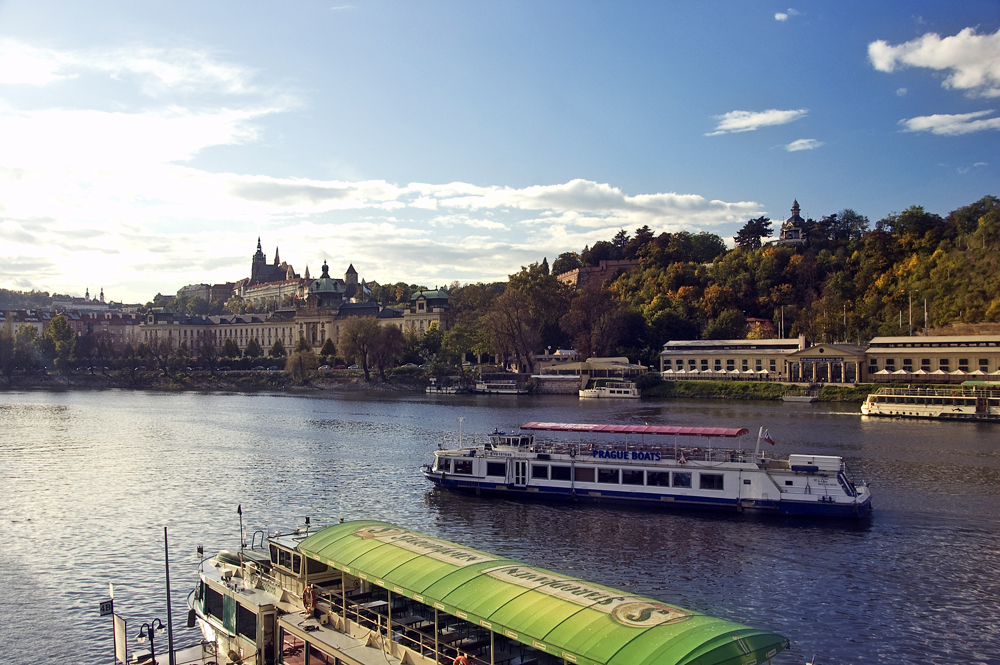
[0,1,997,303]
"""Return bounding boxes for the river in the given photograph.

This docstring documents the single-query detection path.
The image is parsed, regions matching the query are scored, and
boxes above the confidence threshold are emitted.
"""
[1,389,998,665]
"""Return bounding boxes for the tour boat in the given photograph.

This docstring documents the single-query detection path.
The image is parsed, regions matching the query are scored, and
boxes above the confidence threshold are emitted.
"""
[579,380,640,399]
[474,379,527,394]
[187,519,788,665]
[861,384,1000,421]
[422,422,872,518]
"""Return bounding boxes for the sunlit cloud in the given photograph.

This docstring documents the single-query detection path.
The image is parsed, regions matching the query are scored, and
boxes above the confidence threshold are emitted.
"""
[785,138,824,151]
[899,110,1000,135]
[869,27,1000,98]
[706,108,807,135]
[774,8,799,22]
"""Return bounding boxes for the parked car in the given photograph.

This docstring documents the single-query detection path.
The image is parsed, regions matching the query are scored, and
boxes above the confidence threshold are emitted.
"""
[318,365,331,370]
[334,365,347,370]
[402,363,419,368]
[348,364,360,370]
[267,366,279,371]
[251,366,265,371]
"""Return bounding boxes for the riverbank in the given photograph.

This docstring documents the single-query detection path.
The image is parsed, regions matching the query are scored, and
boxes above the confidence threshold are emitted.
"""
[642,380,873,402]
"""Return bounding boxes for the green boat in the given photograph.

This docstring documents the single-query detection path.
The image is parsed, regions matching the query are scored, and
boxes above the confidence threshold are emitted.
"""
[187,519,788,665]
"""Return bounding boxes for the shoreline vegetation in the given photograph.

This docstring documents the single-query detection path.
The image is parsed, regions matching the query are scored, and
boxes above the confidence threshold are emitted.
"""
[0,369,874,402]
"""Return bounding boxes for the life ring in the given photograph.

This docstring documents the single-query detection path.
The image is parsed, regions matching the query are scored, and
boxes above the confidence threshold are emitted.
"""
[677,453,687,465]
[453,655,470,665]
[302,585,316,612]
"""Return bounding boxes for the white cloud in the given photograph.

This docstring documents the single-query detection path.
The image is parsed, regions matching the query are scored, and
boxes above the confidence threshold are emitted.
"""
[897,87,907,96]
[785,138,824,151]
[706,108,807,135]
[868,27,1000,98]
[899,110,1000,135]
[775,8,799,21]
[0,40,74,85]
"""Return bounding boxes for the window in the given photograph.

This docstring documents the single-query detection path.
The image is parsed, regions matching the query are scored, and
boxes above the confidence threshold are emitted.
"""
[647,471,670,487]
[663,359,672,368]
[204,584,224,621]
[885,358,895,369]
[281,630,306,665]
[574,467,595,483]
[785,480,794,486]
[671,472,692,488]
[921,358,931,371]
[597,468,619,484]
[726,359,735,370]
[959,358,969,371]
[902,358,912,371]
[453,460,473,475]
[486,462,505,477]
[531,464,548,480]
[939,359,949,370]
[713,359,721,370]
[741,359,749,371]
[435,458,451,473]
[755,359,762,370]
[551,466,572,481]
[622,469,644,485]
[308,648,337,664]
[237,603,257,641]
[980,358,990,371]
[700,473,724,491]
[770,359,777,372]
[689,359,697,369]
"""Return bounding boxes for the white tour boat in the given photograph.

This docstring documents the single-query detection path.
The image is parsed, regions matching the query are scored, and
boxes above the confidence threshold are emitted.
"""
[861,384,1000,421]
[474,379,527,394]
[579,380,640,399]
[422,422,872,518]
[187,519,788,665]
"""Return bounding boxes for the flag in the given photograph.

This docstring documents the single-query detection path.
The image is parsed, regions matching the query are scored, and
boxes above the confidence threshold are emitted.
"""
[763,429,775,446]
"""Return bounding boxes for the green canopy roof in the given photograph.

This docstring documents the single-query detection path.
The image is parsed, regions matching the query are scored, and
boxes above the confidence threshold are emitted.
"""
[298,521,787,665]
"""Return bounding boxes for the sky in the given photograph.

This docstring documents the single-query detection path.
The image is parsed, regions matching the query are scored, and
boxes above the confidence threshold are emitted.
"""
[0,1,998,304]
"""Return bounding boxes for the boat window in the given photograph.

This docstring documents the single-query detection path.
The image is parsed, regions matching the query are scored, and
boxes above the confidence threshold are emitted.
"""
[574,467,595,483]
[486,462,506,477]
[237,602,257,641]
[292,554,301,574]
[280,629,306,665]
[598,468,619,484]
[621,469,644,485]
[203,583,224,621]
[453,460,473,475]
[551,465,572,481]
[307,647,337,664]
[531,464,548,480]
[700,473,725,491]
[785,480,794,486]
[436,458,451,473]
[307,558,328,574]
[277,548,293,570]
[269,544,279,565]
[647,471,670,487]
[671,472,692,488]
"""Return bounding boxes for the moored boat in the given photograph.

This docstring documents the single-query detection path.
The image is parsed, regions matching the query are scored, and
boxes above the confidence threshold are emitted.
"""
[422,422,872,518]
[188,519,789,665]
[861,383,1000,420]
[474,379,527,394]
[579,380,640,399]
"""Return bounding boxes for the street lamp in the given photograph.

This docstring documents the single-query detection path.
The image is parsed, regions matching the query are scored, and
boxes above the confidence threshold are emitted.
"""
[136,618,167,664]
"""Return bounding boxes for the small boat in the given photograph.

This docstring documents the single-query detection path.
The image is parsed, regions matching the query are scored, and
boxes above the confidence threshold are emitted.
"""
[426,378,468,394]
[861,384,1000,420]
[188,519,789,665]
[422,422,872,518]
[474,379,527,394]
[579,380,640,399]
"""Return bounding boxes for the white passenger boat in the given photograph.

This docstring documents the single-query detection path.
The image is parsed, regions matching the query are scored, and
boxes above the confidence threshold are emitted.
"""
[579,380,640,399]
[187,519,788,665]
[861,384,1000,421]
[422,422,872,518]
[474,379,527,394]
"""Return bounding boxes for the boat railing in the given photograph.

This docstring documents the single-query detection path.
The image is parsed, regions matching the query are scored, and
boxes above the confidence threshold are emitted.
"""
[475,439,767,464]
[871,385,1000,399]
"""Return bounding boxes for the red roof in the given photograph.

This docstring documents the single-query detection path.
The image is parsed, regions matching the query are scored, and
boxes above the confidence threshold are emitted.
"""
[519,422,749,438]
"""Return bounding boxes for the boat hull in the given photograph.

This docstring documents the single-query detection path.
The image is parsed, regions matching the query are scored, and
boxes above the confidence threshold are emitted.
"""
[423,471,872,518]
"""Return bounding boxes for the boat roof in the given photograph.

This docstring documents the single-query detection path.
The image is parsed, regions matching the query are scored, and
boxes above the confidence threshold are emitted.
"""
[298,520,785,665]
[520,422,750,438]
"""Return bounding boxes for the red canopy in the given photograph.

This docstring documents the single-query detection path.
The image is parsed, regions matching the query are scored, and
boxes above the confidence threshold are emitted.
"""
[520,422,749,438]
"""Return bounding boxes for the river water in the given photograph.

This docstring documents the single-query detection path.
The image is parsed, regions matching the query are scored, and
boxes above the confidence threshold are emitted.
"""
[1,389,998,665]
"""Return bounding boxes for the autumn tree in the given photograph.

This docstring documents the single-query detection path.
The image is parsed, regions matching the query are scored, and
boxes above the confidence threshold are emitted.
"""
[339,316,380,381]
[369,324,405,381]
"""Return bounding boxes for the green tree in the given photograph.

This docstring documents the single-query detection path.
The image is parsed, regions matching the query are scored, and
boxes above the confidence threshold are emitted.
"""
[245,337,263,358]
[339,316,380,381]
[270,338,287,358]
[43,314,76,373]
[199,335,220,373]
[370,324,405,381]
[286,343,318,382]
[221,338,240,358]
[319,337,336,358]
[13,324,41,370]
[702,309,747,340]
[733,217,773,251]
[0,323,14,383]
[551,252,582,275]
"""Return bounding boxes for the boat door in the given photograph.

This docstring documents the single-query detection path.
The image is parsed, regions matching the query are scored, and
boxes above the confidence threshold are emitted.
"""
[512,460,527,487]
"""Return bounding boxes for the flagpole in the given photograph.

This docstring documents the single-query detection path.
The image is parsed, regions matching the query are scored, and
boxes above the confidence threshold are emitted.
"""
[754,426,762,460]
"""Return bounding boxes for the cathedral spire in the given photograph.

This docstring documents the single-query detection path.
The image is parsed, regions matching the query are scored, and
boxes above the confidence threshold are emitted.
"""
[274,247,280,265]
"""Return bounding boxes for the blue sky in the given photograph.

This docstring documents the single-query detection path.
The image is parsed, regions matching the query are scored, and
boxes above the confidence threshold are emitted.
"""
[1,1,997,303]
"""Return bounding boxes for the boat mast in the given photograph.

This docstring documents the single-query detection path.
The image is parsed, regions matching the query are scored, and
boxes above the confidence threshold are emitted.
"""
[753,426,763,460]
